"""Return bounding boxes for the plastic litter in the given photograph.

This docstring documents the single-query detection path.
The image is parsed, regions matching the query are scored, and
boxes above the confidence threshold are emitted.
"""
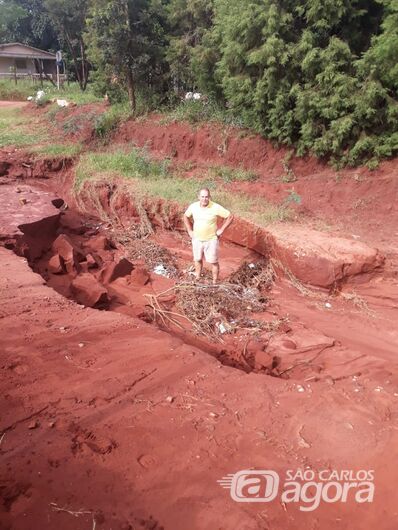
[153,264,169,277]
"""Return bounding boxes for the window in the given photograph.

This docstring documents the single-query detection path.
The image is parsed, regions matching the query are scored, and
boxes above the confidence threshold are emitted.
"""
[15,58,27,70]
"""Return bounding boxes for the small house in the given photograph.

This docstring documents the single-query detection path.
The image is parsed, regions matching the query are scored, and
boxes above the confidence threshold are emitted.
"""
[0,42,57,79]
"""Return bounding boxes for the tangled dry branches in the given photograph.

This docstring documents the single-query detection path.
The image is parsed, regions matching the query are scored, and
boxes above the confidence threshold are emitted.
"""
[229,259,275,290]
[145,281,269,340]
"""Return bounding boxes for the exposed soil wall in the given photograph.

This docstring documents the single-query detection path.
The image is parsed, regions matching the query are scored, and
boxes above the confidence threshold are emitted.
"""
[77,179,384,289]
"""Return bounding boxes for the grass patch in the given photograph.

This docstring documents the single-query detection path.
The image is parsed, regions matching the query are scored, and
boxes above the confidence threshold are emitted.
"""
[160,99,244,128]
[0,80,33,101]
[0,106,48,147]
[30,143,83,158]
[75,148,170,189]
[75,147,292,224]
[94,102,132,139]
[0,79,101,104]
[61,110,99,136]
[206,165,258,183]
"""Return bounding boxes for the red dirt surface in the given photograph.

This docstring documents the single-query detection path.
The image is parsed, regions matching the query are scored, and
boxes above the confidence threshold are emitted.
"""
[116,115,398,256]
[1,105,398,529]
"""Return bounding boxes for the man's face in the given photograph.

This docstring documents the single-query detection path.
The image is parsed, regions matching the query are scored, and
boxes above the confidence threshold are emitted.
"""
[199,189,210,207]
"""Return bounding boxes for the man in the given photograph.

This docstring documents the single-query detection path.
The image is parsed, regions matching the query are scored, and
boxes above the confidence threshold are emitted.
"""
[183,188,234,284]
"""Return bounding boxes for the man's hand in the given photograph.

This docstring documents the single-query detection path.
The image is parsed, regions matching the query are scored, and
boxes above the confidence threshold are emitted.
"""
[217,214,234,238]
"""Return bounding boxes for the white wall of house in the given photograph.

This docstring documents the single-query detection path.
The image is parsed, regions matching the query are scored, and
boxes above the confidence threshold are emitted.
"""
[0,56,37,74]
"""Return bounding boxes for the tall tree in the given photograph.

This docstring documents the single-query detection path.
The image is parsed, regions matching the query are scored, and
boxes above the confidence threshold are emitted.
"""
[0,1,26,40]
[44,0,89,90]
[165,0,214,92]
[86,0,167,110]
[0,0,58,49]
[195,0,397,165]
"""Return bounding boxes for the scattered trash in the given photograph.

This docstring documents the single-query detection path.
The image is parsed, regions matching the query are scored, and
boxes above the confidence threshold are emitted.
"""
[217,322,227,334]
[165,396,174,403]
[296,385,305,393]
[153,264,170,277]
[78,342,84,348]
[185,92,203,101]
[209,412,218,419]
[59,326,68,333]
[28,420,39,430]
[56,99,70,107]
[325,302,332,309]
[248,263,256,269]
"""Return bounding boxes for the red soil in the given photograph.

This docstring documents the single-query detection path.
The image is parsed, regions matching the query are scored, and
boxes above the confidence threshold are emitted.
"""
[116,115,398,255]
[1,105,398,529]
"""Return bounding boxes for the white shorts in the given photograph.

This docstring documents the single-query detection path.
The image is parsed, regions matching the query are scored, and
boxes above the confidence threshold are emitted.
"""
[192,237,219,264]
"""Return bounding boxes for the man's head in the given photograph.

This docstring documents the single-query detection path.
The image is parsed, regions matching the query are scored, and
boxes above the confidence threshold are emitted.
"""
[198,188,211,207]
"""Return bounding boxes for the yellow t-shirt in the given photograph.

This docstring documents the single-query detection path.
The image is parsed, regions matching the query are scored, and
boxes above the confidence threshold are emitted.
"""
[184,201,231,241]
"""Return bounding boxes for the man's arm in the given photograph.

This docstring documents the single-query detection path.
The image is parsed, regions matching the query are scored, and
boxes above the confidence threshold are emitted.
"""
[216,214,234,237]
[183,214,194,238]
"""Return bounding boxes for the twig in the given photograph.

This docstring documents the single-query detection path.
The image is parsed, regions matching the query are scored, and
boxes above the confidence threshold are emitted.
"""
[0,405,49,434]
[279,344,334,376]
[50,503,97,530]
[50,502,92,517]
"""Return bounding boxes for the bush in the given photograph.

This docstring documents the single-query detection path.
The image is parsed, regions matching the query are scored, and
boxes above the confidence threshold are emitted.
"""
[94,102,131,139]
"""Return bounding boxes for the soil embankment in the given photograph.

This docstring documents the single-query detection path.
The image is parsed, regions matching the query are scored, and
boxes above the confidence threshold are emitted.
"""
[1,106,398,529]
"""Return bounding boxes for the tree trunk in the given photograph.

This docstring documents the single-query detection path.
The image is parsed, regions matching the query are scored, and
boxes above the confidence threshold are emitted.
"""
[126,67,136,113]
[80,39,88,91]
[34,59,56,87]
[123,0,135,112]
[65,31,84,90]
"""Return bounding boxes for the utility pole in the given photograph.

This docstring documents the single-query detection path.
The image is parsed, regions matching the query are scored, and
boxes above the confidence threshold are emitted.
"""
[55,50,62,90]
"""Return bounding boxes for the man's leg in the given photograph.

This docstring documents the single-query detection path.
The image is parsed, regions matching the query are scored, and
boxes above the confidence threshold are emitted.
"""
[194,259,203,280]
[205,238,220,284]
[192,238,203,280]
[211,262,219,284]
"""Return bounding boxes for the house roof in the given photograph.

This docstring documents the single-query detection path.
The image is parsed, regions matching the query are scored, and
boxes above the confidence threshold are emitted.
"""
[0,43,56,60]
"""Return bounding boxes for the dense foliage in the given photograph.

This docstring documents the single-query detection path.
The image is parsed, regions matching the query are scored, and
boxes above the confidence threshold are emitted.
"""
[1,0,398,165]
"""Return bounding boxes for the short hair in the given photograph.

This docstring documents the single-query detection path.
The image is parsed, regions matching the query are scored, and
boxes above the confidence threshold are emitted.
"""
[198,187,210,196]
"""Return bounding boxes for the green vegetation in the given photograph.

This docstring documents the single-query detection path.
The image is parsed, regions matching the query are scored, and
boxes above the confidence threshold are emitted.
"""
[160,99,243,128]
[75,148,171,189]
[0,80,33,101]
[2,0,398,166]
[60,110,99,135]
[206,165,258,183]
[75,147,291,224]
[0,79,101,104]
[30,142,83,157]
[93,102,131,139]
[0,106,48,147]
[45,84,100,105]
